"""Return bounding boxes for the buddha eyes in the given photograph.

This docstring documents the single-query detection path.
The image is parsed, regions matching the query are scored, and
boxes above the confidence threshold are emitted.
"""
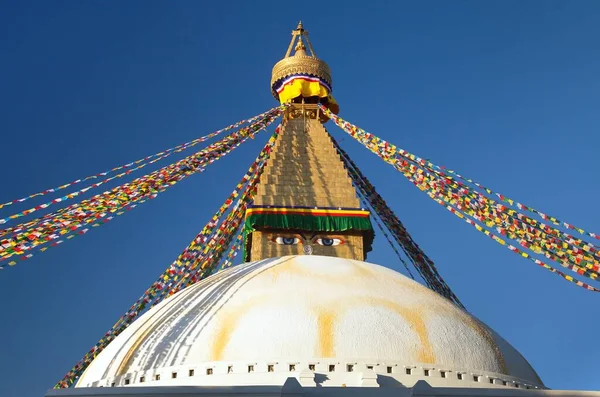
[315,237,342,246]
[274,236,300,245]
[271,235,344,246]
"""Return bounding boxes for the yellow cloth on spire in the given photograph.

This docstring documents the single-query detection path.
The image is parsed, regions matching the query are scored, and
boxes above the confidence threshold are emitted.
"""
[277,78,329,104]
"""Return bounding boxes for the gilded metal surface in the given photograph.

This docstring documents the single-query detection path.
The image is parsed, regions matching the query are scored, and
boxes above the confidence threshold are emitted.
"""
[287,107,318,120]
[283,104,331,129]
[284,21,316,58]
[271,56,332,94]
[271,22,333,100]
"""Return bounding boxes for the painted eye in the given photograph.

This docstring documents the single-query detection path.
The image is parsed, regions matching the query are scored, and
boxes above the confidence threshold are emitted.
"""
[315,238,342,246]
[274,236,300,245]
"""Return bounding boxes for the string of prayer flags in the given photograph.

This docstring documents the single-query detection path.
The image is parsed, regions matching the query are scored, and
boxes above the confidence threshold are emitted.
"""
[429,158,600,243]
[409,168,600,281]
[321,105,599,292]
[0,113,271,264]
[397,161,600,291]
[394,155,600,275]
[0,108,285,226]
[1,110,283,270]
[158,132,279,299]
[332,135,463,306]
[0,106,284,214]
[54,126,280,389]
[357,194,415,280]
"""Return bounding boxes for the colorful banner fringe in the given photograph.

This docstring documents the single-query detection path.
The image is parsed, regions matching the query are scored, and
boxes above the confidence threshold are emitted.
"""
[0,110,284,270]
[321,105,599,292]
[54,125,281,389]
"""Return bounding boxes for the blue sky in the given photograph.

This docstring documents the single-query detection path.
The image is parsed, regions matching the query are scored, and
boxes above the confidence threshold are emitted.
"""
[1,1,599,396]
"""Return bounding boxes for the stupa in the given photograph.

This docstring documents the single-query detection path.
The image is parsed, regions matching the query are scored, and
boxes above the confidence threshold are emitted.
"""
[46,23,598,397]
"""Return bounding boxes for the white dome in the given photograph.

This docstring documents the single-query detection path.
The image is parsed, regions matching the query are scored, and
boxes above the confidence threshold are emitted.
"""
[77,256,542,389]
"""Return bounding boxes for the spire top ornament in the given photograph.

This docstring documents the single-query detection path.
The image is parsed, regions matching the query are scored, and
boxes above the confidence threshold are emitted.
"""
[294,37,306,55]
[271,23,339,116]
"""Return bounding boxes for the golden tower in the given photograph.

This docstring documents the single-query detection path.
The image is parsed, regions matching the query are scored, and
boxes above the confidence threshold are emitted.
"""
[244,22,373,261]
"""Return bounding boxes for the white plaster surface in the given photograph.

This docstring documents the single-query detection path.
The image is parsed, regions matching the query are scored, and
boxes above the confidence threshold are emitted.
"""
[76,256,542,389]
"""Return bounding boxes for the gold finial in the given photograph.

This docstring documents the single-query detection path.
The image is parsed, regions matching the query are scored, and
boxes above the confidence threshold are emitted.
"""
[291,21,305,38]
[271,23,333,104]
[284,20,316,58]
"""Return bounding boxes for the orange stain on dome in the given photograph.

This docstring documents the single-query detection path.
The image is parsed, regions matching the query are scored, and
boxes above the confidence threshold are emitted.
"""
[210,297,262,361]
[372,298,435,363]
[212,260,438,364]
[314,296,436,364]
[317,310,336,357]
[208,260,512,369]
[211,312,237,361]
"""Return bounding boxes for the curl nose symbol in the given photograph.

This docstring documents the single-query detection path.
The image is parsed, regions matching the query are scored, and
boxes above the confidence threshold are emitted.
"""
[303,245,313,255]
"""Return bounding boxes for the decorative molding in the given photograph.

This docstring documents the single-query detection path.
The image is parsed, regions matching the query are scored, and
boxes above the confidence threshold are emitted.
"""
[83,360,544,390]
